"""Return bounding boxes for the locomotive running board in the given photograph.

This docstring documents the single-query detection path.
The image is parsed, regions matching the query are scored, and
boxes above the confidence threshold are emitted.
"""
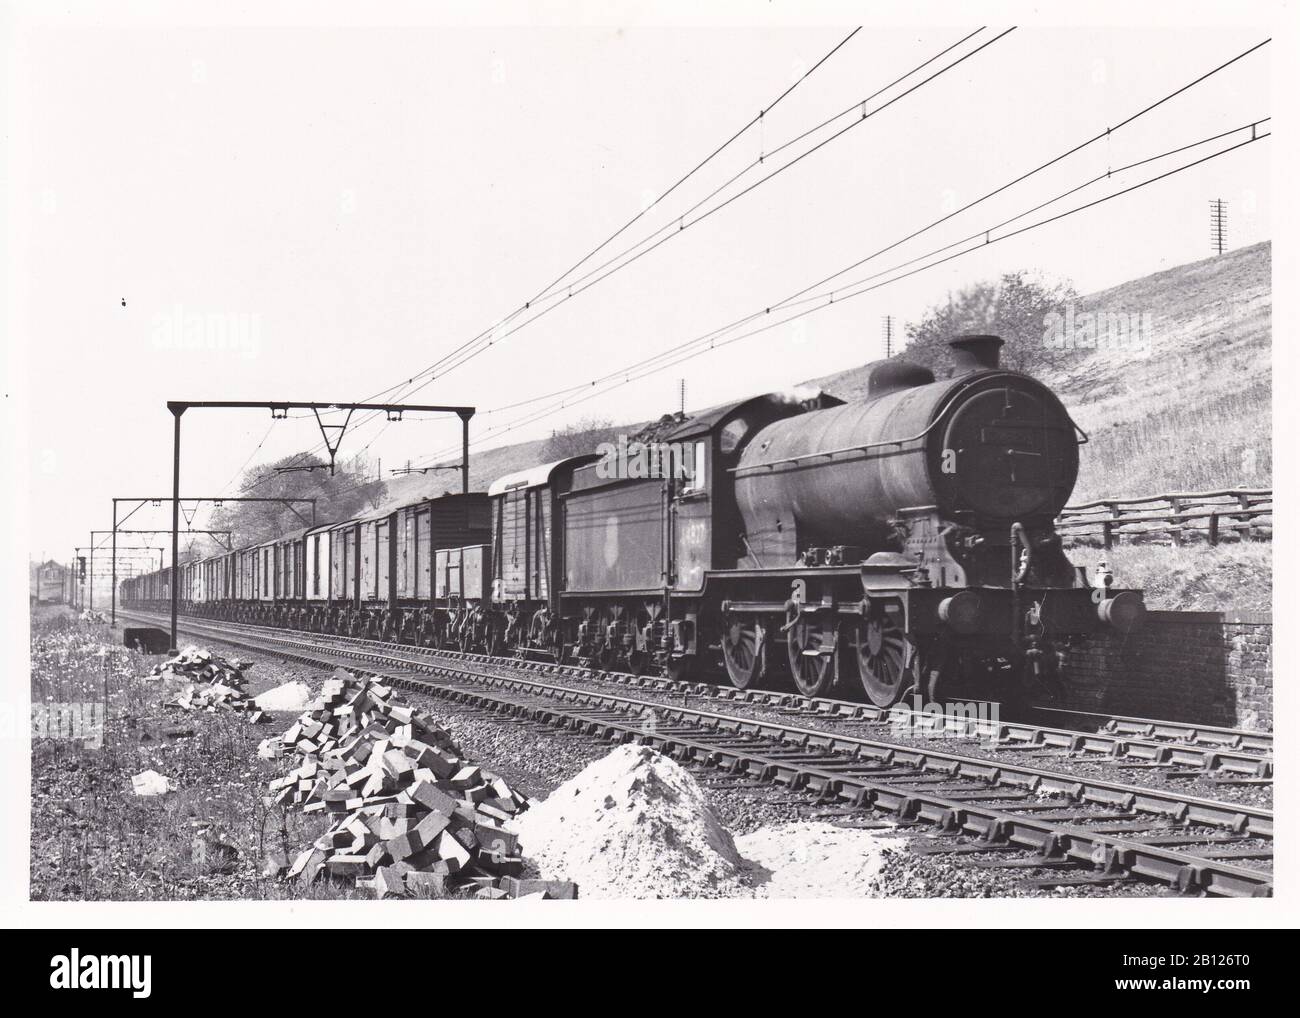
[722,599,870,616]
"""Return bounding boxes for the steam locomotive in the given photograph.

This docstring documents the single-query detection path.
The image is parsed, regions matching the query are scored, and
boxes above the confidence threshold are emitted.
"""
[122,334,1143,706]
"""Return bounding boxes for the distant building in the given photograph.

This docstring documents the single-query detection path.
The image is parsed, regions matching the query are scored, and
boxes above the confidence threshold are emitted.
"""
[29,560,68,605]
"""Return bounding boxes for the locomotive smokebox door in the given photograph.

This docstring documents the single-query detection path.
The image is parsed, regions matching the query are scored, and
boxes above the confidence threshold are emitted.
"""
[938,384,1078,521]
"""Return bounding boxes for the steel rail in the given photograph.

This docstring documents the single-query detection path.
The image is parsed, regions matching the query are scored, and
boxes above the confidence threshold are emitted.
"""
[123,610,1272,897]
[1028,705,1273,755]
[122,609,1272,775]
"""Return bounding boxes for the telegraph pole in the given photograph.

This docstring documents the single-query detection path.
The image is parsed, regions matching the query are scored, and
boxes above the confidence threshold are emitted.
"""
[882,315,894,358]
[170,405,182,652]
[1210,199,1228,255]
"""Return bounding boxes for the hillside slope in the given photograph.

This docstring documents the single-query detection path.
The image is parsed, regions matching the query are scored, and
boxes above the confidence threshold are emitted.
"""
[1051,242,1270,502]
[811,241,1271,502]
[376,435,553,511]
[378,242,1271,512]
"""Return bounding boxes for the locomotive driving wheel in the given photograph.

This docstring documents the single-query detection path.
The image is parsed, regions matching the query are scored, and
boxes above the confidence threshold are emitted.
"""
[722,616,766,689]
[851,603,912,707]
[785,606,834,698]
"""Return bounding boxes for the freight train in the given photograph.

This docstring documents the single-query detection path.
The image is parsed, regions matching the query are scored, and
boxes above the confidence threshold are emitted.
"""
[121,335,1144,706]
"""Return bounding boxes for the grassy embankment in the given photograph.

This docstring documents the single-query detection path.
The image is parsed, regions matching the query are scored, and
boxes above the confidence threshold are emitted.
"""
[28,607,374,900]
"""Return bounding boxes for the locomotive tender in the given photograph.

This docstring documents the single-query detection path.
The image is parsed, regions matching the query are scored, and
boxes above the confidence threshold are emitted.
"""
[122,334,1142,706]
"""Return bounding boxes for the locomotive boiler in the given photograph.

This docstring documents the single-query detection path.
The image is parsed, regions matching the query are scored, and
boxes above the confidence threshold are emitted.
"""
[734,335,1079,557]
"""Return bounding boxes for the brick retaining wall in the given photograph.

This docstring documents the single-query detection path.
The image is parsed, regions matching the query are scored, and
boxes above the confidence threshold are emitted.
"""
[1056,610,1272,730]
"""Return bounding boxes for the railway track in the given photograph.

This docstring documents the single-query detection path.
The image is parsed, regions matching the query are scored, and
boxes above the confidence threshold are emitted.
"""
[1028,705,1273,756]
[121,610,1273,897]
[122,611,1272,778]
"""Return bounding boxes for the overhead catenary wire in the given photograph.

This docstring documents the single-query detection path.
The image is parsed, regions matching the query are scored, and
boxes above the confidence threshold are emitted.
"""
[228,27,1016,494]
[448,126,1270,455]
[520,28,988,312]
[237,141,1267,511]
[357,26,869,406]
[294,30,1011,484]
[279,27,993,473]
[378,28,1008,398]
[221,33,1270,503]
[412,120,1269,466]
[246,27,869,474]
[769,36,1272,314]
[429,36,1271,428]
[217,421,277,497]
[147,115,1258,558]
[528,27,866,309]
[226,27,870,491]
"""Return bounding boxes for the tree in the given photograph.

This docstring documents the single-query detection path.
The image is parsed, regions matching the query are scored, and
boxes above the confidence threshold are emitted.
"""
[209,453,388,547]
[903,270,1078,376]
[350,454,390,511]
[539,416,618,461]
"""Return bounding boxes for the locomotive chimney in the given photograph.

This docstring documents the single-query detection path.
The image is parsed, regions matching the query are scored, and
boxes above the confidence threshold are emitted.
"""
[948,334,1004,373]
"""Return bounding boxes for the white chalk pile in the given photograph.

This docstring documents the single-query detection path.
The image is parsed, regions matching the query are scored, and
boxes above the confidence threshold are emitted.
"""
[253,680,313,713]
[511,743,746,899]
[268,668,576,900]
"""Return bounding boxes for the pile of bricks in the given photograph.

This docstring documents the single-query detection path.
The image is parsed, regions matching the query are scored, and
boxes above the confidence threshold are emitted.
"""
[268,668,576,900]
[151,646,249,684]
[157,648,266,722]
[172,681,263,721]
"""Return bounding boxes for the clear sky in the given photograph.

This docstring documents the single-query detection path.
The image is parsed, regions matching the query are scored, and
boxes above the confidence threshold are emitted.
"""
[7,5,1272,563]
